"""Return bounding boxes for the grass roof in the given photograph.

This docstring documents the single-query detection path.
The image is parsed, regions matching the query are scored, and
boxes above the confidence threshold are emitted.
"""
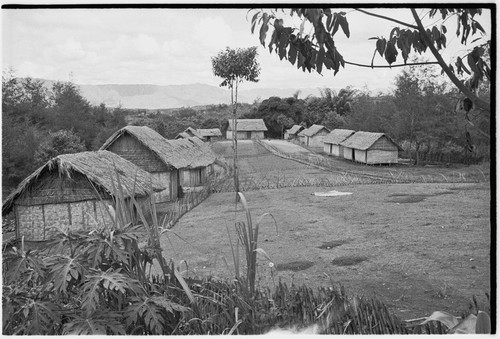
[167,138,217,168]
[286,125,304,135]
[184,127,204,139]
[301,124,330,137]
[187,136,205,146]
[340,131,402,150]
[197,128,222,137]
[101,126,215,170]
[176,132,191,139]
[227,119,268,131]
[2,150,164,215]
[323,129,356,145]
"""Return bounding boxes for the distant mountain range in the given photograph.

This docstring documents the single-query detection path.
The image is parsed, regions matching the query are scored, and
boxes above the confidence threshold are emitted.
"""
[31,79,326,109]
[78,83,326,109]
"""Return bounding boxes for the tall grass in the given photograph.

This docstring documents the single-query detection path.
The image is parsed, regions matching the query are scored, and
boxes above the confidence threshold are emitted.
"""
[107,169,196,303]
[228,192,277,297]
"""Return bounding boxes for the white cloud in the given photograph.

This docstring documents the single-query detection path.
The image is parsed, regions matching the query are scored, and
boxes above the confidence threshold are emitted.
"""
[16,61,56,79]
[162,39,188,56]
[55,38,86,60]
[194,16,233,49]
[2,7,492,91]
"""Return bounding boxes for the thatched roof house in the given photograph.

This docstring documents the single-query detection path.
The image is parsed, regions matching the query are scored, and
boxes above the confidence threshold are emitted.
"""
[176,127,204,140]
[101,126,216,199]
[225,119,268,140]
[284,125,304,140]
[2,151,164,241]
[299,124,330,147]
[323,129,356,156]
[197,128,223,142]
[168,138,217,187]
[340,131,402,164]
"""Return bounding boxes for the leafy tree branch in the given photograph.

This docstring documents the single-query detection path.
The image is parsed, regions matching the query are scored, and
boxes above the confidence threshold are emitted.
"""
[410,8,490,112]
[353,8,419,29]
[249,7,491,114]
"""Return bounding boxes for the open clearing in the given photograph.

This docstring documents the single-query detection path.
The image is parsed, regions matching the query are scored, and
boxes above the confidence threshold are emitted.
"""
[159,140,491,320]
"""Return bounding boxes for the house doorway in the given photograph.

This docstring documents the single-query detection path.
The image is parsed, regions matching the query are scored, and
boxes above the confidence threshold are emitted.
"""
[247,131,252,139]
[352,149,356,161]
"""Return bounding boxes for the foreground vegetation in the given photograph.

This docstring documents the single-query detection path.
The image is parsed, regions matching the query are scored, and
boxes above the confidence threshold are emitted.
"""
[3,182,491,334]
[3,220,490,335]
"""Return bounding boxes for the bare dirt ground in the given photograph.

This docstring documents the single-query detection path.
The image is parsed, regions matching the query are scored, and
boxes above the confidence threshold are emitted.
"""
[157,140,491,320]
[159,183,491,321]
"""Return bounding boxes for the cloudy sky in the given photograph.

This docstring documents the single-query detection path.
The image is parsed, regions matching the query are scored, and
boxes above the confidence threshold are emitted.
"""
[2,5,491,92]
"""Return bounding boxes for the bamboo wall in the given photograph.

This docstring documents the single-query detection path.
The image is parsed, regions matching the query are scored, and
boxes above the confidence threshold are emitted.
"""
[180,166,214,187]
[324,143,342,156]
[323,143,331,154]
[16,199,114,241]
[107,134,169,172]
[331,145,341,156]
[226,131,265,140]
[366,150,398,164]
[151,172,172,203]
[343,147,354,160]
[206,136,222,142]
[171,171,179,199]
[354,149,367,163]
[371,136,398,151]
[306,131,329,147]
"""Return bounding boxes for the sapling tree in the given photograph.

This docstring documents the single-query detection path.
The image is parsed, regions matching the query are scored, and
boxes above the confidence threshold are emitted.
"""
[211,47,260,199]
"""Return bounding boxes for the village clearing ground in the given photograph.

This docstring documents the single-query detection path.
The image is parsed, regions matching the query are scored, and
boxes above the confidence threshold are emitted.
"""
[157,140,490,320]
[159,183,490,321]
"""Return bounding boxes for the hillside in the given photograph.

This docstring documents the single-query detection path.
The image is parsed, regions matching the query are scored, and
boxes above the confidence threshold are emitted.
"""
[79,83,323,109]
[26,78,323,109]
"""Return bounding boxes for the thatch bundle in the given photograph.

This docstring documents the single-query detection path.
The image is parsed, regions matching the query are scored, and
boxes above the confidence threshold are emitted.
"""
[2,150,164,214]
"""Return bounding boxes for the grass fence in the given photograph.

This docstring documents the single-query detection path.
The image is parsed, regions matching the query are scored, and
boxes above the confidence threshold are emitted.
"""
[157,159,233,229]
[256,140,489,185]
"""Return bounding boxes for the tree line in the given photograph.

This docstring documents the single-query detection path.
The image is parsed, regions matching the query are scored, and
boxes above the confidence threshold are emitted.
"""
[2,70,128,192]
[242,63,490,165]
[2,62,489,194]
